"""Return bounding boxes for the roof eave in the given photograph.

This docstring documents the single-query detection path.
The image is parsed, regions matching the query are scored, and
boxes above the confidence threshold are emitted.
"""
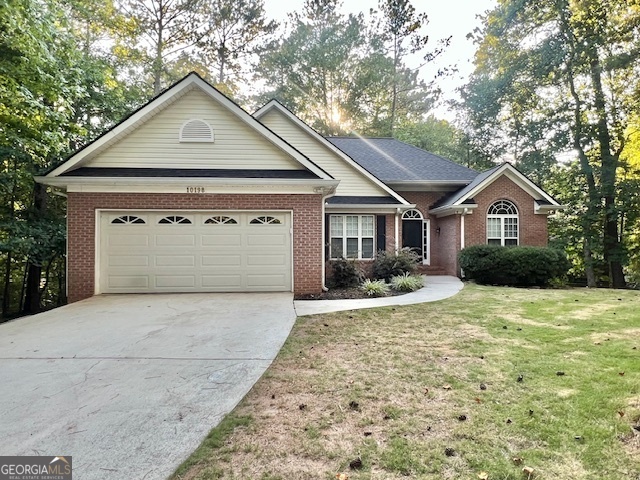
[428,204,479,217]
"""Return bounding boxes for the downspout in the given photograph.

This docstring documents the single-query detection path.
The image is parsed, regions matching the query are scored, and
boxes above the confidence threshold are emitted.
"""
[460,208,469,277]
[395,208,401,254]
[320,189,335,291]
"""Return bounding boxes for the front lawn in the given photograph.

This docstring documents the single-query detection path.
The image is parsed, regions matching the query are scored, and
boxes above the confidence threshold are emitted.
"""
[172,285,640,480]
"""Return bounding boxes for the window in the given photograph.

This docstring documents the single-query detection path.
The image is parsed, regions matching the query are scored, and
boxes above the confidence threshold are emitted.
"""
[487,200,518,246]
[111,215,145,224]
[204,215,238,225]
[330,215,375,259]
[158,215,192,224]
[402,209,423,219]
[250,216,281,225]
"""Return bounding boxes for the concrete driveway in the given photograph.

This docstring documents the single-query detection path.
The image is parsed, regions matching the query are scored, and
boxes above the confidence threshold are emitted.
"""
[0,293,296,480]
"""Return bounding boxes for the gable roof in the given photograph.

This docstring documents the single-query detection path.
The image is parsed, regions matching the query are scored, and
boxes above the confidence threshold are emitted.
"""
[253,101,409,205]
[46,73,331,180]
[327,137,478,184]
[429,162,563,215]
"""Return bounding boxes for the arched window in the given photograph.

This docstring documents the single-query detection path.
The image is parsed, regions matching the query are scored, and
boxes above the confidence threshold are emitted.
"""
[204,215,238,225]
[179,119,214,142]
[250,216,281,225]
[158,215,192,225]
[111,215,145,225]
[402,209,423,220]
[487,200,518,246]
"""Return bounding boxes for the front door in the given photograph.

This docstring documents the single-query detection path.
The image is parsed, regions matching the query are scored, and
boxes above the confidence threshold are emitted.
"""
[402,220,422,259]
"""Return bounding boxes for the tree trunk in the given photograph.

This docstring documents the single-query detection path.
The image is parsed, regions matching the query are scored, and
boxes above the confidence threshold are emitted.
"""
[2,252,12,318]
[589,56,626,288]
[22,183,48,315]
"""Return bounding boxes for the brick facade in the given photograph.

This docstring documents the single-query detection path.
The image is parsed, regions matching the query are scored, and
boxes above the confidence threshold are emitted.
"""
[67,192,324,303]
[401,176,549,276]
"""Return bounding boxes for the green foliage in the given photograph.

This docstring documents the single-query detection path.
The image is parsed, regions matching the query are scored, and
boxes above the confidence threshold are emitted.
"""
[458,245,570,287]
[328,258,363,288]
[372,248,419,282]
[390,273,424,292]
[360,279,390,297]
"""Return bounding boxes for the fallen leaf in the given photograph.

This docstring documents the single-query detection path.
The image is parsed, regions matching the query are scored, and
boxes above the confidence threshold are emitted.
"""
[619,372,625,376]
[349,457,362,470]
[475,397,482,404]
[506,418,512,424]
[445,447,455,457]
[424,388,429,395]
[299,404,307,410]
[458,414,467,421]
[617,411,625,417]
[443,384,452,390]
[556,371,565,376]
[513,457,523,465]
[477,472,489,480]
[336,474,349,480]
[480,383,487,390]
[522,466,535,477]
[517,374,524,382]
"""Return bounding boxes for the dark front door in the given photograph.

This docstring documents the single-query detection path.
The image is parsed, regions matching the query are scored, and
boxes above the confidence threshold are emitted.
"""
[402,220,422,259]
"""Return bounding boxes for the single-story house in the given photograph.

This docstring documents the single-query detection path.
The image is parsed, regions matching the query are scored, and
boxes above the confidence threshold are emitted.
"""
[36,73,562,303]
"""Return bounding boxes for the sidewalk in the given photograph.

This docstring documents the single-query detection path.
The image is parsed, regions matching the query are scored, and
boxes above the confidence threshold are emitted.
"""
[294,275,464,316]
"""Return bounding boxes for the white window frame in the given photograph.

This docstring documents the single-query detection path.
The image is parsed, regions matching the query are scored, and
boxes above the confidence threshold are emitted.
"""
[487,200,519,246]
[330,215,375,260]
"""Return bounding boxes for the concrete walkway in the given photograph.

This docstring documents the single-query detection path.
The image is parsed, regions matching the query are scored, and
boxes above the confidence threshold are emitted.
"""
[294,275,464,316]
[0,293,296,480]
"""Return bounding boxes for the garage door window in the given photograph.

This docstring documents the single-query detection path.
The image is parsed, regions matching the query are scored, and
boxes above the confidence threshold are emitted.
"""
[250,216,282,224]
[204,215,238,224]
[111,215,146,224]
[159,215,192,224]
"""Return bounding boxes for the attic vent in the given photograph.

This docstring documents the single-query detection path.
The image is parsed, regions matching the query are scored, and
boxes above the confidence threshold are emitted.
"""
[180,119,214,142]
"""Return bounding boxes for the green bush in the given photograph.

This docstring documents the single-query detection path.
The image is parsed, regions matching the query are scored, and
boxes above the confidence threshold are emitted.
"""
[329,258,363,288]
[360,279,390,297]
[390,273,424,292]
[458,245,570,287]
[373,248,420,282]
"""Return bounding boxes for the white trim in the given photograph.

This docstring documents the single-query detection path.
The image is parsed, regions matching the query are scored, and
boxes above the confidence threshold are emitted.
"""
[402,209,423,220]
[46,74,331,180]
[254,101,410,205]
[328,214,376,260]
[430,204,478,218]
[179,119,214,142]
[394,210,399,254]
[486,200,519,246]
[423,219,431,265]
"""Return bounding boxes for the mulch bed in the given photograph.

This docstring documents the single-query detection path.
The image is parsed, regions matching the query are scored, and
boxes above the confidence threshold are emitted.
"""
[294,286,404,300]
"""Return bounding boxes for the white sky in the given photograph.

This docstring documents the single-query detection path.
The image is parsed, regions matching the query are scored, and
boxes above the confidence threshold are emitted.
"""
[261,0,497,120]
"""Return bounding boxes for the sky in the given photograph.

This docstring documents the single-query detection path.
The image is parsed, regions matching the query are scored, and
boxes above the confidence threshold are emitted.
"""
[261,0,497,120]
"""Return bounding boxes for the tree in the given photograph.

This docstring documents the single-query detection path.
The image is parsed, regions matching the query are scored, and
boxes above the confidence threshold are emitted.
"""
[256,0,366,135]
[461,0,640,288]
[115,0,203,94]
[376,0,449,136]
[196,0,277,90]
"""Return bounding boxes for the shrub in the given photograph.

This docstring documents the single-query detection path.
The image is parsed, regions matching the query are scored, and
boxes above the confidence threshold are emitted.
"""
[360,279,390,297]
[373,248,420,282]
[458,245,570,287]
[390,273,424,292]
[328,258,363,288]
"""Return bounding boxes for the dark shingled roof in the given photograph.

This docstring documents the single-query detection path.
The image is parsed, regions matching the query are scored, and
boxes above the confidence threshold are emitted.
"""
[326,137,478,183]
[327,196,402,205]
[62,167,320,179]
[431,164,501,208]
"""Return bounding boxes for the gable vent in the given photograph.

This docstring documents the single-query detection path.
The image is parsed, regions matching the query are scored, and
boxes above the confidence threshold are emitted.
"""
[180,119,214,142]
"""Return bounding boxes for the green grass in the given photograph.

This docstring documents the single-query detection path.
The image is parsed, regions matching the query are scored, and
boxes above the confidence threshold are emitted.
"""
[171,285,640,480]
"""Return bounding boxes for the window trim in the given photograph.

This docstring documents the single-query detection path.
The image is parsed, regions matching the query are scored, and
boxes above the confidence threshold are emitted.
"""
[329,214,375,260]
[487,200,519,246]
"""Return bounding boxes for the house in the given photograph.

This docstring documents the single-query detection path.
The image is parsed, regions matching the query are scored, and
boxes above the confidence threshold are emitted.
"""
[35,73,562,303]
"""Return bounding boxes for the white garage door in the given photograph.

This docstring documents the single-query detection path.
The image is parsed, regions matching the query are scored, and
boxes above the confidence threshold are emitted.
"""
[98,211,292,293]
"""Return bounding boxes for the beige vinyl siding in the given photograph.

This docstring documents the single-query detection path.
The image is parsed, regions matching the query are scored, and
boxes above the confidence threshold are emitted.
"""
[84,88,301,170]
[259,109,389,197]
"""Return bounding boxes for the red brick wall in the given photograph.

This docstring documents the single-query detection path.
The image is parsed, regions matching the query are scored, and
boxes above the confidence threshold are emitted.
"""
[67,192,324,303]
[464,176,548,248]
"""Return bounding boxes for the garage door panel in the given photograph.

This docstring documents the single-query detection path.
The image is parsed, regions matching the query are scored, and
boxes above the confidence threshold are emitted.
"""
[108,276,149,288]
[246,234,286,246]
[109,234,149,247]
[201,255,242,267]
[201,234,242,246]
[109,256,149,267]
[247,254,286,266]
[155,255,196,267]
[155,276,196,288]
[100,211,292,293]
[201,275,242,288]
[155,234,195,247]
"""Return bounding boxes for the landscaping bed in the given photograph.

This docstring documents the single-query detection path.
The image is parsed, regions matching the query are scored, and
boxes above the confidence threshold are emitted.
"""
[172,285,640,480]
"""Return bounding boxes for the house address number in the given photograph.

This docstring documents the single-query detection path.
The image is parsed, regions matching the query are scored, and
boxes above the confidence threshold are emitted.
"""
[186,186,205,193]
